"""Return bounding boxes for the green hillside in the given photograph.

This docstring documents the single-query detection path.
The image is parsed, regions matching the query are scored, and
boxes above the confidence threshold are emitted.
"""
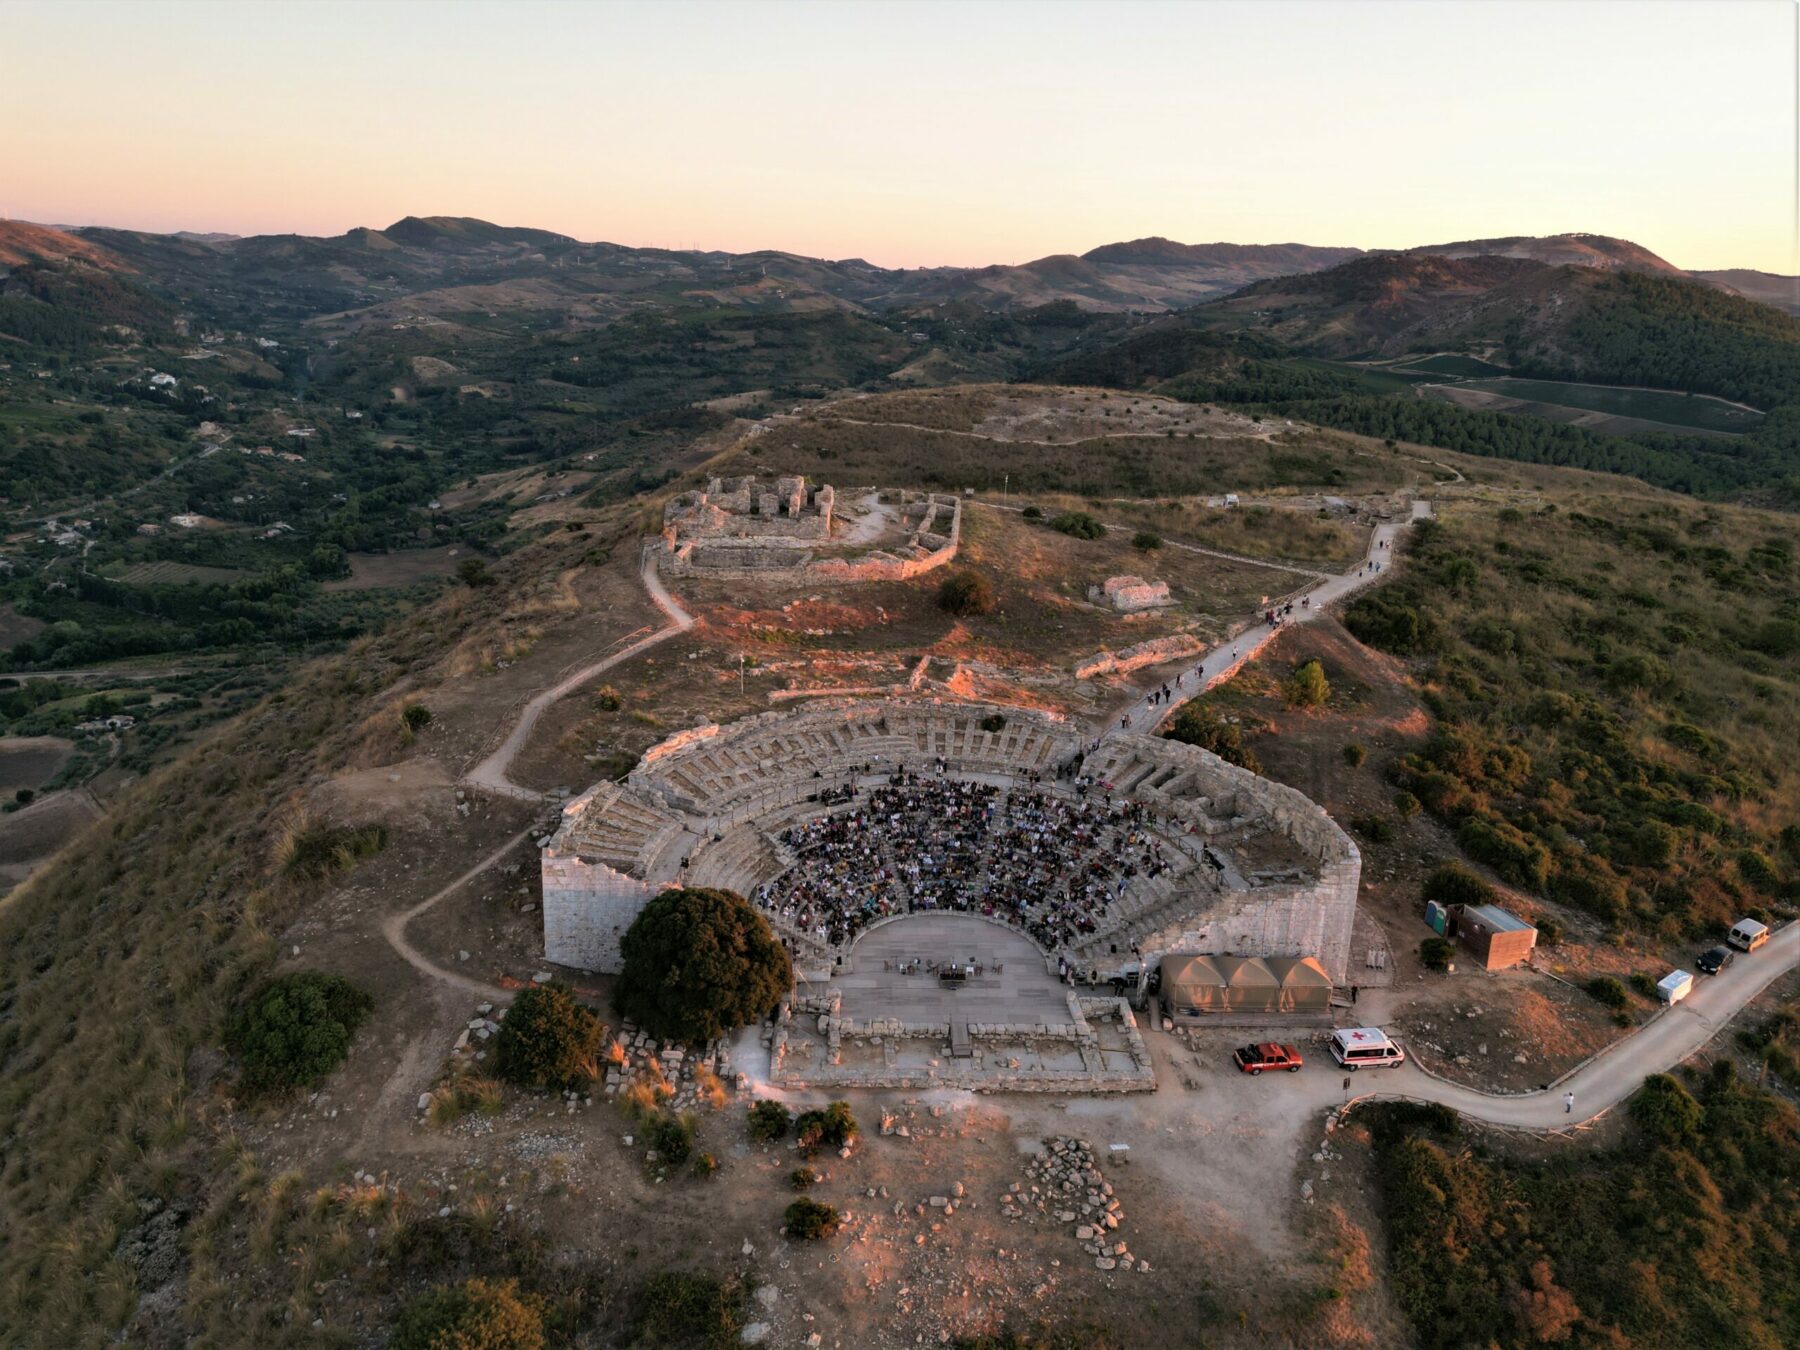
[1032,260,1800,502]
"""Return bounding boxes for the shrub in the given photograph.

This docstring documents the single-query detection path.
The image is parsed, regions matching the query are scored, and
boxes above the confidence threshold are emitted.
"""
[493,983,603,1090]
[1020,505,1042,520]
[1345,592,1440,655]
[1625,820,1679,868]
[1535,917,1563,947]
[783,1197,840,1240]
[790,1166,817,1190]
[1393,790,1421,819]
[1048,511,1105,540]
[455,557,495,588]
[1738,849,1781,892]
[400,704,433,732]
[1457,816,1551,890]
[1342,742,1367,768]
[1629,1073,1702,1143]
[14,788,33,805]
[938,570,996,617]
[1629,972,1658,1000]
[692,1152,718,1178]
[1163,702,1261,772]
[1419,937,1455,972]
[390,1277,545,1350]
[627,1272,746,1349]
[1422,863,1495,909]
[1284,659,1331,709]
[1131,530,1162,551]
[595,685,624,712]
[616,888,792,1044]
[649,1111,694,1166]
[228,971,373,1094]
[1585,976,1629,1012]
[747,1100,792,1141]
[979,713,1006,734]
[1353,814,1395,844]
[793,1100,858,1154]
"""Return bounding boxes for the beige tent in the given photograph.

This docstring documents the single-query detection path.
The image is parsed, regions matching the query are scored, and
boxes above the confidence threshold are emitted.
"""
[1161,954,1230,1016]
[1264,956,1335,1013]
[1160,953,1334,1020]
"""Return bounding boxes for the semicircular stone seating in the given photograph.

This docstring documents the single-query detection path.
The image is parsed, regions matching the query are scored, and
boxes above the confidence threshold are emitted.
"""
[540,698,1360,983]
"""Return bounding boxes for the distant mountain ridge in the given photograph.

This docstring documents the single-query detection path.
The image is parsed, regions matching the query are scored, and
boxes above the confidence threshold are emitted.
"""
[2,214,1793,328]
[1399,232,1688,276]
[1082,237,1365,270]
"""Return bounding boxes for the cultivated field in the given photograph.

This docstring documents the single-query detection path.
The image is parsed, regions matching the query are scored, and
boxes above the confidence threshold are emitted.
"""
[0,735,74,791]
[325,545,468,590]
[115,560,248,586]
[0,604,46,650]
[1426,377,1760,438]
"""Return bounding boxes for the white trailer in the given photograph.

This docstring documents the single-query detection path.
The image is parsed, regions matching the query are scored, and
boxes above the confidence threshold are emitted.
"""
[1656,970,1694,1005]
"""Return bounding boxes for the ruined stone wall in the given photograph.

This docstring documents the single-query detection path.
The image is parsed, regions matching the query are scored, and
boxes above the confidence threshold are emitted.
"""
[541,854,669,973]
[657,490,959,585]
[1089,575,1172,614]
[1130,852,1360,984]
[1075,632,1206,681]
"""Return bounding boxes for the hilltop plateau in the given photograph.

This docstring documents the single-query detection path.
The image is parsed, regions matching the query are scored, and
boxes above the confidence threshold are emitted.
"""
[1,213,1799,1350]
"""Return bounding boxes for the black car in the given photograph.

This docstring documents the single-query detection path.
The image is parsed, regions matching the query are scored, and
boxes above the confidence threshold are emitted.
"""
[1696,945,1735,975]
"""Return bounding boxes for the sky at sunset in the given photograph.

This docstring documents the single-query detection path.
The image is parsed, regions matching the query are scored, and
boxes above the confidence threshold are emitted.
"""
[4,0,1793,272]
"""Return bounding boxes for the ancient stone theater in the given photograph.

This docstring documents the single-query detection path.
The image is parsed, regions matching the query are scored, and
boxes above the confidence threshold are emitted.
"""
[540,699,1359,989]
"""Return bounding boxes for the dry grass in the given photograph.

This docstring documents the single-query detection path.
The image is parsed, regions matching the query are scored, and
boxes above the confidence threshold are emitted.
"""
[0,510,638,1343]
[717,387,1419,499]
[425,1069,506,1128]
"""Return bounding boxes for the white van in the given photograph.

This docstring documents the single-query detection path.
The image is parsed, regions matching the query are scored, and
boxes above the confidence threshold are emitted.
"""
[1330,1027,1406,1071]
[1728,918,1770,953]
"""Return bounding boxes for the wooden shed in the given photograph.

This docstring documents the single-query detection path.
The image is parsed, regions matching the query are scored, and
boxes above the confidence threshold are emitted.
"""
[1455,903,1538,971]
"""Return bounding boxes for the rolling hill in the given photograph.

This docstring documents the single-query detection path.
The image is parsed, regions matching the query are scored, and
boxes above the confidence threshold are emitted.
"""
[1692,268,1800,316]
[1399,232,1688,275]
[0,219,125,270]
[1033,249,1800,500]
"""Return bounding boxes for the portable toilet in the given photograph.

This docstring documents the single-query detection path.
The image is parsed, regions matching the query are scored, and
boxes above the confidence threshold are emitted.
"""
[1656,970,1694,1005]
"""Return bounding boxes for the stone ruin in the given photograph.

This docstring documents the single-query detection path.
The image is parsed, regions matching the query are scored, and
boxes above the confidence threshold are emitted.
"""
[657,476,962,584]
[662,474,834,549]
[1088,574,1172,613]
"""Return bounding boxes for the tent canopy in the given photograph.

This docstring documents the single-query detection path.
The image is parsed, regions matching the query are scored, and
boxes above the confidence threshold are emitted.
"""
[1160,953,1334,1017]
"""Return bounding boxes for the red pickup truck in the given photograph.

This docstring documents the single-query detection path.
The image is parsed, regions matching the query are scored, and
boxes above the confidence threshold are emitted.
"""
[1233,1043,1304,1075]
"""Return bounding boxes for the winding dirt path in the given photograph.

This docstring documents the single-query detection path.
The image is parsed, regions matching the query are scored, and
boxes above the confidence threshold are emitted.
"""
[380,825,537,1002]
[461,545,694,800]
[389,546,695,995]
[798,413,1281,446]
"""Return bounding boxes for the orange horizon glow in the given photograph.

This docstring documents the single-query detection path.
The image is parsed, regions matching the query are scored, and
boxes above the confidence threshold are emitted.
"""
[4,0,1794,275]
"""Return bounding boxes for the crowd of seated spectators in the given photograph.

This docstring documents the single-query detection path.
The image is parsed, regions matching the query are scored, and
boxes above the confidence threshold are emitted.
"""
[752,768,1176,952]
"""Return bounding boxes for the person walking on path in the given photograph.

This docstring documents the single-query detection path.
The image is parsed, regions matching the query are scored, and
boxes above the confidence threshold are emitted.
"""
[1563,1091,1574,1115]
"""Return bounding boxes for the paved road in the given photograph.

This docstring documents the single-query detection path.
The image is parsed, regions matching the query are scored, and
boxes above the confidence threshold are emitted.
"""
[1111,500,1429,737]
[1340,919,1800,1129]
[461,546,694,800]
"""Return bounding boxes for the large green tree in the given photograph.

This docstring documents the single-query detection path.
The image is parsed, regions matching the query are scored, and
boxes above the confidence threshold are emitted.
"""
[616,888,792,1044]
